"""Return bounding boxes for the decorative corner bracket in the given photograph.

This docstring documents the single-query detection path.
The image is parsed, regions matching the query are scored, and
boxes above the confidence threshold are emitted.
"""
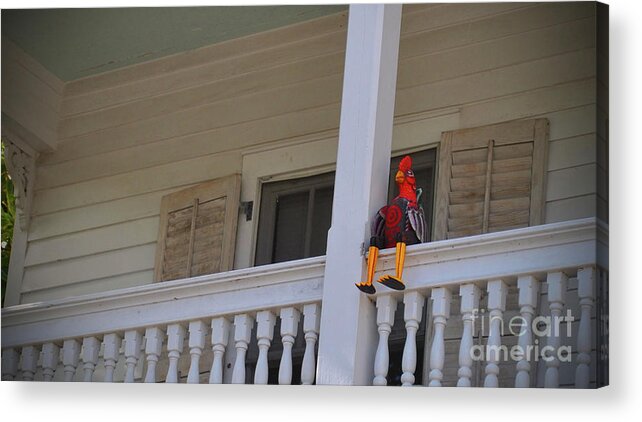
[3,139,37,232]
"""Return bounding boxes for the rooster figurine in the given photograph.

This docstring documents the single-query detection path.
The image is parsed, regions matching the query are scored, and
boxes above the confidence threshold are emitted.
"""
[356,155,427,294]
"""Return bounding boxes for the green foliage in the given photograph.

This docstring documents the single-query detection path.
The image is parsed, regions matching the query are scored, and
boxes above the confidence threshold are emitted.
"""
[1,141,16,306]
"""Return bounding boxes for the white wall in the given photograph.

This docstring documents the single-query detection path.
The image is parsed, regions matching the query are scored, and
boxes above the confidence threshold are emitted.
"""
[19,3,603,303]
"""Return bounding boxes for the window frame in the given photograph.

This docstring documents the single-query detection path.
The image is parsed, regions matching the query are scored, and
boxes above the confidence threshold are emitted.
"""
[254,171,336,266]
[237,109,455,268]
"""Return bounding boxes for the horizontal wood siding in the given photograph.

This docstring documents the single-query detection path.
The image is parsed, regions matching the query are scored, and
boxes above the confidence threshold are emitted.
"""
[22,3,600,301]
[1,39,64,152]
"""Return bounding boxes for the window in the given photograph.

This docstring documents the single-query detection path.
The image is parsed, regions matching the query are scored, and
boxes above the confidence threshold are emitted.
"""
[255,172,335,266]
[154,175,241,281]
[255,149,437,265]
[433,118,549,240]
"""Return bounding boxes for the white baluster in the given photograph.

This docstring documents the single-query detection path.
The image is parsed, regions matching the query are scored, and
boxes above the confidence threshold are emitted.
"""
[81,337,101,382]
[187,320,207,384]
[231,314,254,384]
[41,343,60,382]
[515,275,539,388]
[102,333,122,382]
[144,327,165,383]
[457,284,480,387]
[401,291,425,386]
[123,330,142,383]
[483,279,507,388]
[301,303,321,386]
[62,339,81,382]
[20,345,39,381]
[428,287,451,387]
[372,295,397,386]
[278,307,300,385]
[254,311,276,385]
[545,271,568,388]
[576,267,595,388]
[209,317,230,384]
[2,348,19,380]
[165,324,186,383]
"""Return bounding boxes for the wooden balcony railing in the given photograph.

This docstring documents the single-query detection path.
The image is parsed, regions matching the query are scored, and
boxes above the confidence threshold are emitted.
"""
[1,217,607,387]
[367,217,608,388]
[1,255,324,384]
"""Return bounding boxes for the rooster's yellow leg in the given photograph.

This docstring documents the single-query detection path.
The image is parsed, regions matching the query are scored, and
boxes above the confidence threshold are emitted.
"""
[378,241,407,291]
[396,241,406,280]
[355,245,379,294]
[367,246,379,286]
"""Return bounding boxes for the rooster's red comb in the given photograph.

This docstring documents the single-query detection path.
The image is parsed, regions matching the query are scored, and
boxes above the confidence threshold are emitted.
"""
[399,155,412,172]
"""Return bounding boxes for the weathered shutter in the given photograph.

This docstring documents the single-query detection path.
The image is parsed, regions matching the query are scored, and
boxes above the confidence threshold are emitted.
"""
[433,119,548,240]
[154,174,241,281]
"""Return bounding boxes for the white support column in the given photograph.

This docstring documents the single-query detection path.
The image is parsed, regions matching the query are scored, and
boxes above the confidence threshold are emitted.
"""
[545,271,568,388]
[41,343,60,382]
[484,279,507,388]
[165,323,186,383]
[144,327,165,383]
[20,345,39,381]
[254,311,276,385]
[316,3,402,386]
[81,336,101,382]
[123,330,142,383]
[62,339,80,382]
[515,275,539,388]
[301,303,321,386]
[209,317,230,384]
[231,314,254,384]
[373,295,397,386]
[2,348,20,380]
[576,266,596,388]
[102,333,122,382]
[401,291,425,386]
[429,287,452,387]
[278,307,300,385]
[457,284,480,387]
[186,320,207,384]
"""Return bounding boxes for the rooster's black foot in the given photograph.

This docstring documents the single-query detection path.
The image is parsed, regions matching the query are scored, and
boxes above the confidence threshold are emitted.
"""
[355,282,376,294]
[378,275,406,291]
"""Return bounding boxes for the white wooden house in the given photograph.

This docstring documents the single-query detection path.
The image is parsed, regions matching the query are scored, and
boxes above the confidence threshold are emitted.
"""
[1,3,608,388]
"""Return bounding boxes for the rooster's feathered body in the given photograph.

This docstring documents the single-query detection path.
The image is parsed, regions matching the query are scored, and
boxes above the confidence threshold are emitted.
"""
[372,157,427,249]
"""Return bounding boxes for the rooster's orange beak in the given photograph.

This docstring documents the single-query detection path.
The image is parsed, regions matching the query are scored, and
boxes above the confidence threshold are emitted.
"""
[395,170,405,184]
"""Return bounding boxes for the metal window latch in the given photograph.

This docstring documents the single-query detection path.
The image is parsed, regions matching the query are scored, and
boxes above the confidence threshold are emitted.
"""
[240,201,253,221]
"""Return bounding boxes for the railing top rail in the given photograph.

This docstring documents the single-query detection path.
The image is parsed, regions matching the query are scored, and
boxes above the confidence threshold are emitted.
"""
[372,217,605,296]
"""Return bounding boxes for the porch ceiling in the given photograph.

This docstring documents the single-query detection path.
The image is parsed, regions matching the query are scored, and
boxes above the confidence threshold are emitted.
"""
[1,5,347,82]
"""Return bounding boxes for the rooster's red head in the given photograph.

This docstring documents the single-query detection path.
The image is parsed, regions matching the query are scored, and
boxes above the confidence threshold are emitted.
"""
[395,155,416,189]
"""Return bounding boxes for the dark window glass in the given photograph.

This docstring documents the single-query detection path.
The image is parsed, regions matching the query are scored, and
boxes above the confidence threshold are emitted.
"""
[309,186,334,257]
[272,191,308,263]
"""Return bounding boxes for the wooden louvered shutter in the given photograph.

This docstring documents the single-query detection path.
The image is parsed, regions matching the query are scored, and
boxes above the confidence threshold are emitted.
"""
[154,174,241,282]
[434,119,548,241]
